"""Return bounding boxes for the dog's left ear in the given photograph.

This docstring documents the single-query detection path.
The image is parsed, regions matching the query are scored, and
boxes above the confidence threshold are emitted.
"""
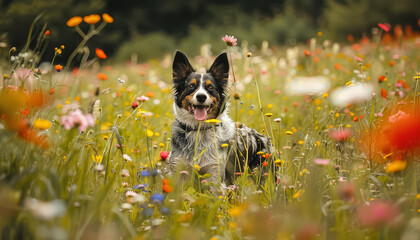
[208,53,229,85]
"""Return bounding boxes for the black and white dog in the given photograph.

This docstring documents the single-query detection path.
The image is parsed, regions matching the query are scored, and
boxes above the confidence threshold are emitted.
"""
[168,51,271,188]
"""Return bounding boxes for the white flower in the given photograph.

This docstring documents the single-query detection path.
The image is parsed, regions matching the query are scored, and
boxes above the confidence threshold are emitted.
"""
[330,83,373,107]
[126,190,138,197]
[118,78,125,84]
[25,199,66,220]
[121,169,130,177]
[122,154,132,162]
[287,76,330,96]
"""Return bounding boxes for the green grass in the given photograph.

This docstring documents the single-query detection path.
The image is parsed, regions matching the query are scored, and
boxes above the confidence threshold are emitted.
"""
[1,21,420,240]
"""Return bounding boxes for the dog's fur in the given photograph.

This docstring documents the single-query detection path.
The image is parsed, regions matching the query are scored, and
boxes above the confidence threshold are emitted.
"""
[168,51,271,187]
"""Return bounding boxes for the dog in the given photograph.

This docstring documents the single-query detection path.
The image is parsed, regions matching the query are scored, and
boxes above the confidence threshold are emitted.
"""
[168,51,271,189]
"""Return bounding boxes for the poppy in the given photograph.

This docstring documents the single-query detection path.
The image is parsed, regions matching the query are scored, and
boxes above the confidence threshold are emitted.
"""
[95,48,107,59]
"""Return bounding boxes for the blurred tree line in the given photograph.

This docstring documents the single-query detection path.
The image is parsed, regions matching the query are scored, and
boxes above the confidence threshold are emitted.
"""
[0,0,418,63]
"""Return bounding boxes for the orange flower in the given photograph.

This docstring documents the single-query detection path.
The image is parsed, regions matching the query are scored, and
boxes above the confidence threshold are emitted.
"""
[95,48,107,59]
[66,16,83,27]
[20,108,30,117]
[262,161,268,167]
[162,184,173,193]
[45,30,50,36]
[145,92,155,98]
[54,65,63,72]
[102,13,114,23]
[83,14,101,24]
[303,50,311,56]
[162,179,170,185]
[334,63,342,70]
[378,75,387,82]
[262,153,272,159]
[49,88,55,95]
[389,61,396,67]
[381,89,387,98]
[97,73,108,81]
[353,116,359,122]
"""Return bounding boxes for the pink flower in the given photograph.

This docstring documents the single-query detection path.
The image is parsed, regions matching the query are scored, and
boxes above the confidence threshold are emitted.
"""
[329,129,352,141]
[354,56,363,62]
[314,158,330,165]
[378,23,391,32]
[126,190,138,197]
[357,202,399,227]
[222,35,237,46]
[137,96,149,102]
[60,109,95,132]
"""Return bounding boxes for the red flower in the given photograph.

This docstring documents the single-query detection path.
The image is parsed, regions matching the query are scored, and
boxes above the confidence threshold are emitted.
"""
[262,161,268,167]
[378,23,391,32]
[303,50,311,56]
[262,153,272,159]
[353,116,359,122]
[160,151,169,161]
[54,65,63,72]
[131,102,139,109]
[378,75,386,82]
[381,89,387,98]
[45,30,50,36]
[20,108,30,117]
[357,202,399,227]
[162,179,170,185]
[95,48,107,59]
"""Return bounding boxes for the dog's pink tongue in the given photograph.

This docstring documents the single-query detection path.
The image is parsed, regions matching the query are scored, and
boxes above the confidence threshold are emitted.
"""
[194,106,207,121]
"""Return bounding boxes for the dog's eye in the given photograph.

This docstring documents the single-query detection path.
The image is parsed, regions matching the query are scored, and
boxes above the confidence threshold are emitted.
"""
[188,84,195,88]
[208,85,214,90]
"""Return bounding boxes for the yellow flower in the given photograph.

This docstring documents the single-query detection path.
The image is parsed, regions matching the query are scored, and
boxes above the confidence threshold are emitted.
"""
[158,142,165,147]
[83,14,101,24]
[205,119,221,124]
[257,151,264,155]
[285,131,293,135]
[291,127,297,133]
[322,93,328,98]
[33,119,51,130]
[383,153,393,160]
[193,165,200,171]
[298,140,304,145]
[146,129,154,137]
[385,160,407,173]
[221,143,228,148]
[345,81,352,86]
[92,155,103,163]
[274,159,284,167]
[102,13,114,23]
[416,193,420,199]
[66,16,83,27]
[265,113,273,117]
[293,189,305,199]
[228,206,242,217]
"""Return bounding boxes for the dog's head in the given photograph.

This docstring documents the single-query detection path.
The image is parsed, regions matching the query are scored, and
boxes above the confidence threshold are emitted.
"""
[172,51,229,121]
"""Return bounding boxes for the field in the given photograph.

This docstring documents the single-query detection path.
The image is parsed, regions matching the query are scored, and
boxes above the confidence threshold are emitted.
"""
[1,16,420,240]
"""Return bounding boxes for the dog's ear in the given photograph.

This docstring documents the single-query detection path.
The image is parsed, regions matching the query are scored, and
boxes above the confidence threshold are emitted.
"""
[173,51,194,81]
[208,53,229,85]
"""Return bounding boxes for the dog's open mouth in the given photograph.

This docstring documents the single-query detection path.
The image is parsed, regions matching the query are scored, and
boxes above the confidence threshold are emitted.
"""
[188,104,213,121]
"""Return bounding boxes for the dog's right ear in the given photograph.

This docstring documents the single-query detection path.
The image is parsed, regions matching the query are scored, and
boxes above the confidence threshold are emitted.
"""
[173,51,194,81]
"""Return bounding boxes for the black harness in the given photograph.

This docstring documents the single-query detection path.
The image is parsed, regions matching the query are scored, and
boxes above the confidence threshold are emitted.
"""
[175,119,222,132]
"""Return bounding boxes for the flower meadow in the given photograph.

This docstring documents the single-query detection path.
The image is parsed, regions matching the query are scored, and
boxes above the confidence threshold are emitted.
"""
[1,15,420,240]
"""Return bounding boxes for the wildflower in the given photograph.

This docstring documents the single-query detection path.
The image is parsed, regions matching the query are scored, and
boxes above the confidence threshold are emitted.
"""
[357,202,399,227]
[162,184,173,193]
[49,88,55,95]
[122,182,129,187]
[221,143,228,148]
[193,165,200,171]
[227,206,242,217]
[122,154,132,161]
[272,160,284,168]
[329,129,351,141]
[378,75,387,82]
[314,158,330,165]
[222,35,237,46]
[330,83,374,107]
[66,16,83,27]
[20,108,30,117]
[95,48,107,59]
[83,14,101,24]
[118,78,125,84]
[146,129,154,137]
[54,65,63,72]
[380,89,387,98]
[285,131,293,135]
[140,170,151,177]
[121,169,130,177]
[25,198,66,220]
[265,113,273,117]
[32,119,51,130]
[262,153,272,159]
[353,116,359,122]
[126,190,138,197]
[378,23,391,32]
[60,109,95,132]
[97,73,108,81]
[180,171,189,175]
[385,159,407,173]
[274,118,281,122]
[160,151,169,161]
[233,92,240,100]
[256,151,264,155]
[293,189,305,198]
[288,76,330,96]
[303,50,311,56]
[102,13,114,23]
[131,102,139,109]
[45,30,50,36]
[150,193,165,204]
[354,56,363,62]
[133,184,147,190]
[205,119,221,124]
[137,96,149,102]
[337,182,355,202]
[262,161,268,167]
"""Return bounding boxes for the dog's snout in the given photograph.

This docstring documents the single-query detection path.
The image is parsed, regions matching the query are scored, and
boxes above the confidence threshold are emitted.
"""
[196,94,207,103]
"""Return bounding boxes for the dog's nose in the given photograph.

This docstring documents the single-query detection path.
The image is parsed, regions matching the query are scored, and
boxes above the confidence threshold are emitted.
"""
[196,94,207,103]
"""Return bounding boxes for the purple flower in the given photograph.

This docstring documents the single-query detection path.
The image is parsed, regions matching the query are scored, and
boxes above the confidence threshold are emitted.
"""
[222,35,237,46]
